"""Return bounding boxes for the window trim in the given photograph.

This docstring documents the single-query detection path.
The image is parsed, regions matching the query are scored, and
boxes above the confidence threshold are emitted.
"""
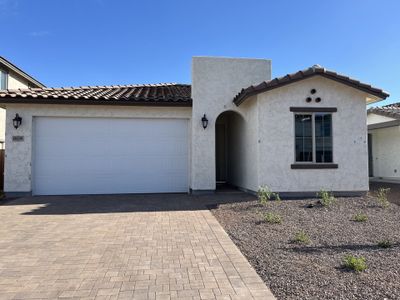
[292,110,336,168]
[291,163,338,169]
[290,107,337,113]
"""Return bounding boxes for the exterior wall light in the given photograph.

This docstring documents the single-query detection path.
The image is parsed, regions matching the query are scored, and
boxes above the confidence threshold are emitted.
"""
[201,114,208,129]
[13,113,22,129]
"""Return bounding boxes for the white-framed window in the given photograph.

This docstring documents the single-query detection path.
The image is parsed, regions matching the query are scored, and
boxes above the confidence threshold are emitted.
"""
[294,112,333,164]
[0,69,8,90]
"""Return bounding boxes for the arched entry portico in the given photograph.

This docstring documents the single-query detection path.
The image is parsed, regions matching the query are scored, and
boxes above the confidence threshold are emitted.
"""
[215,110,245,188]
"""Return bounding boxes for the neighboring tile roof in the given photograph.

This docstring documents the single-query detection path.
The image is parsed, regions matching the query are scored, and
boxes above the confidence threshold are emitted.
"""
[0,56,45,88]
[233,65,389,106]
[368,102,400,120]
[0,83,192,106]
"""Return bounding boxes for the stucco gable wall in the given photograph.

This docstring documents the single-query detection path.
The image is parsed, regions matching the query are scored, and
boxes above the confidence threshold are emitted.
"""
[7,72,30,89]
[256,76,369,192]
[0,72,31,143]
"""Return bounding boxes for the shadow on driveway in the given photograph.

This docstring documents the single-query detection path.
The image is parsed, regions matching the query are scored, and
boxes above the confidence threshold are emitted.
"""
[1,191,256,215]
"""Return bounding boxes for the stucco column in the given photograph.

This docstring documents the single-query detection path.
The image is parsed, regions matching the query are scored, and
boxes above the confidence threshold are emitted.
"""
[190,57,271,192]
[4,106,33,194]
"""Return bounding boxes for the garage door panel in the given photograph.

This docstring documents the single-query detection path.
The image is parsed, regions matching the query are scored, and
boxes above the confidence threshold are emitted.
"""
[34,157,187,176]
[33,117,189,195]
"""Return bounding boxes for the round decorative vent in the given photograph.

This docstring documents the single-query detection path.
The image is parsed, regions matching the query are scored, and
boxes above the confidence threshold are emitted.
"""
[306,97,312,102]
[310,89,316,94]
[315,97,321,103]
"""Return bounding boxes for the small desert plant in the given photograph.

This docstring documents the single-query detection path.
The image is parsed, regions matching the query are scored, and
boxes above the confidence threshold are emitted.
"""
[352,213,368,222]
[317,189,336,207]
[294,230,310,244]
[376,187,390,208]
[377,240,392,249]
[257,185,281,205]
[274,193,282,202]
[343,255,367,272]
[264,212,282,224]
[258,185,272,205]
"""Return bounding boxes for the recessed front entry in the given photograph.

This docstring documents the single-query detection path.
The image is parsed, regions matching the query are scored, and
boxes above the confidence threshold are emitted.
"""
[32,117,189,195]
[368,133,373,177]
[215,111,245,188]
[215,122,227,183]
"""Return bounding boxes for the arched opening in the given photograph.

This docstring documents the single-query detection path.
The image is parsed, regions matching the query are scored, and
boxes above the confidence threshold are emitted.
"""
[215,110,245,190]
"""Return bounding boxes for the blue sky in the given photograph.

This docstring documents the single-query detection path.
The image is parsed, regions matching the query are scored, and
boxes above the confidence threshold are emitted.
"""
[0,0,399,106]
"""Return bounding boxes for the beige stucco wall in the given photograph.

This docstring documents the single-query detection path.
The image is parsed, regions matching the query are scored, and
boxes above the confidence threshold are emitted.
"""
[369,126,400,179]
[226,99,260,191]
[7,72,31,89]
[257,76,369,192]
[4,104,192,193]
[191,56,271,191]
[0,72,30,143]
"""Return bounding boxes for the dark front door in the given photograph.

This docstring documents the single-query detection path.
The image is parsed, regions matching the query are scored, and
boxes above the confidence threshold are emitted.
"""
[216,123,227,182]
[368,134,373,177]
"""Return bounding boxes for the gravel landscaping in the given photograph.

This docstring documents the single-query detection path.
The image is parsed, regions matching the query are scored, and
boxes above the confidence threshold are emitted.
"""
[370,181,400,206]
[210,191,400,300]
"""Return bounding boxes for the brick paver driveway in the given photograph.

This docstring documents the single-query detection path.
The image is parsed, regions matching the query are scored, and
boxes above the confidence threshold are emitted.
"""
[0,193,275,300]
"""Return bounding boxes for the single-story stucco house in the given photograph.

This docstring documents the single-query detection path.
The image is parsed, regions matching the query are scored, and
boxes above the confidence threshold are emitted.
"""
[367,103,400,181]
[0,57,389,196]
[0,56,45,147]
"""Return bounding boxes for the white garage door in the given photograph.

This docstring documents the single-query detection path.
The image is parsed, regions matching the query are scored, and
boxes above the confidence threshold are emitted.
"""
[33,117,189,195]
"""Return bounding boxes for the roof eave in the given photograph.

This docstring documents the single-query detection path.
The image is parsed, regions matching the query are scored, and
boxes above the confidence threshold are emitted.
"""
[0,97,193,107]
[234,72,389,106]
[367,109,400,120]
[318,73,389,100]
[0,57,45,88]
[366,95,384,105]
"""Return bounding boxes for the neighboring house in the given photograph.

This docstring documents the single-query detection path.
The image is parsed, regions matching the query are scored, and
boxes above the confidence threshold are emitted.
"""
[0,57,389,196]
[367,103,400,181]
[0,56,45,147]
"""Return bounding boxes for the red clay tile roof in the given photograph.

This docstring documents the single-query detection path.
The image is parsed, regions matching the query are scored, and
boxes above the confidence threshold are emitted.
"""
[0,83,191,106]
[368,102,400,120]
[233,65,389,106]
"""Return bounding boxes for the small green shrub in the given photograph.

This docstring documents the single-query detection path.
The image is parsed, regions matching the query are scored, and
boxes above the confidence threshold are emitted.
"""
[294,230,310,244]
[317,189,336,207]
[376,187,390,208]
[352,213,368,222]
[264,212,282,224]
[378,240,392,249]
[257,185,281,205]
[258,185,272,205]
[343,255,367,272]
[274,193,281,202]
